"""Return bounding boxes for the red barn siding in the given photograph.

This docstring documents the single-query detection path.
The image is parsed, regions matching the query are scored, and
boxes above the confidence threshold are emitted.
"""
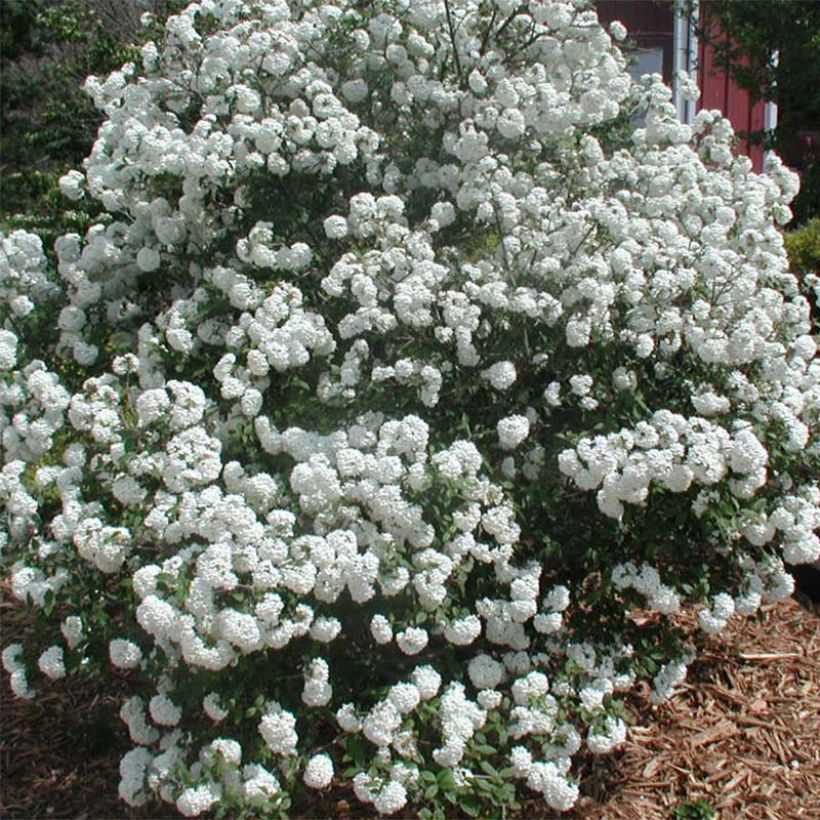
[698,26,768,171]
[695,4,768,171]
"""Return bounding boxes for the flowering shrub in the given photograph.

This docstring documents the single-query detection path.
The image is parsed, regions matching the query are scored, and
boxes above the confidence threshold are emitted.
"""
[2,0,818,816]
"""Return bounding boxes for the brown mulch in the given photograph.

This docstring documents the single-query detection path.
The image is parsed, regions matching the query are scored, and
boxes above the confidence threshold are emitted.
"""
[2,595,818,820]
[566,594,820,819]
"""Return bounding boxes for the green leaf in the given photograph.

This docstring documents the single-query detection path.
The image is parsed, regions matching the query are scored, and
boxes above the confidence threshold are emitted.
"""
[436,769,456,791]
[458,796,482,817]
[478,760,501,781]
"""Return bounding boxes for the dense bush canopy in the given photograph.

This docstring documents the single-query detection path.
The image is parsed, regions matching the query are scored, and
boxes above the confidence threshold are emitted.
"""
[1,1,818,816]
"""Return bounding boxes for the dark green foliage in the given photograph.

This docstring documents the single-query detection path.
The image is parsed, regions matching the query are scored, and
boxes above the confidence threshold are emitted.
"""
[0,2,178,242]
[785,218,820,275]
[673,797,717,819]
[786,217,820,329]
[2,2,113,215]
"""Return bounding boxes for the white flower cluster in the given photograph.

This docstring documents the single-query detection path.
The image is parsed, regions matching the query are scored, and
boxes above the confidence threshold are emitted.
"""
[2,643,34,699]
[651,655,692,704]
[433,683,486,767]
[559,411,781,520]
[303,753,334,790]
[1,0,817,817]
[586,716,627,755]
[508,746,579,812]
[698,592,736,635]
[612,563,681,614]
[0,230,56,318]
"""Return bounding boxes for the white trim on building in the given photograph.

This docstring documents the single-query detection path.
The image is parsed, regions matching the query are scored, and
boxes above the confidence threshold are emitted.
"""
[764,51,779,167]
[673,3,699,125]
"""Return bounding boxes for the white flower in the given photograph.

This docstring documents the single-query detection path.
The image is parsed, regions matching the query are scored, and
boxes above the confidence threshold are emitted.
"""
[136,247,161,272]
[363,700,401,747]
[119,747,151,807]
[430,201,456,228]
[110,639,143,669]
[511,671,550,705]
[373,780,407,815]
[336,703,361,733]
[37,645,66,679]
[510,745,533,776]
[136,388,170,427]
[310,617,342,643]
[610,21,628,41]
[699,593,736,634]
[412,665,442,700]
[370,614,393,644]
[612,367,637,391]
[396,626,429,655]
[444,614,482,646]
[323,215,349,239]
[176,783,221,817]
[203,692,228,722]
[468,69,488,95]
[497,415,530,450]
[341,79,368,103]
[242,764,280,804]
[482,361,517,391]
[217,609,262,653]
[304,753,334,789]
[0,329,18,369]
[206,738,242,767]
[58,169,85,200]
[569,374,593,397]
[497,108,526,139]
[544,586,570,612]
[259,705,298,755]
[468,654,504,689]
[652,658,690,704]
[149,694,182,726]
[477,689,503,710]
[587,716,628,754]
[61,616,84,649]
[527,761,579,811]
[302,658,332,707]
[388,682,421,714]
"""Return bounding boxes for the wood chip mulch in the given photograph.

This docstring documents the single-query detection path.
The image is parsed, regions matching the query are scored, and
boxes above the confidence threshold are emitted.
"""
[2,595,818,819]
[567,594,820,819]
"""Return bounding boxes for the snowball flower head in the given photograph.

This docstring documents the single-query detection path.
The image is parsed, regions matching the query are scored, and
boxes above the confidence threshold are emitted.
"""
[38,645,66,680]
[497,415,531,450]
[110,638,143,669]
[482,361,517,391]
[304,753,334,789]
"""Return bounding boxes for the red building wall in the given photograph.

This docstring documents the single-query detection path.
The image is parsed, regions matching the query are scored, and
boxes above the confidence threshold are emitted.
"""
[697,6,768,171]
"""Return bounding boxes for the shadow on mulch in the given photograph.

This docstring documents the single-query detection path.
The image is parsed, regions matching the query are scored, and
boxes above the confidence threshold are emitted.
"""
[2,596,818,819]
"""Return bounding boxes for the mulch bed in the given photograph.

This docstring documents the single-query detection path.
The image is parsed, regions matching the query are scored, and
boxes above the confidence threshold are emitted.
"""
[568,594,820,819]
[2,594,818,819]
